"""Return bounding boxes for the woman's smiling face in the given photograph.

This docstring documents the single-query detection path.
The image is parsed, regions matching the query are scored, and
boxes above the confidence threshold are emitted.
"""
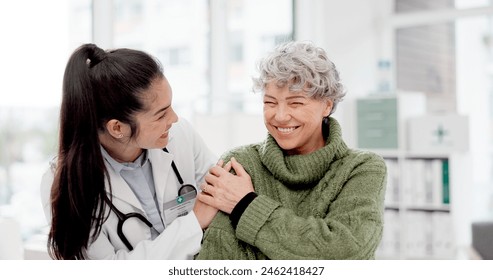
[263,81,333,155]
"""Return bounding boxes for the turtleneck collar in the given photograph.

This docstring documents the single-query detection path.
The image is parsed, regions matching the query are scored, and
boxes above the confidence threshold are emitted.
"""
[257,117,348,187]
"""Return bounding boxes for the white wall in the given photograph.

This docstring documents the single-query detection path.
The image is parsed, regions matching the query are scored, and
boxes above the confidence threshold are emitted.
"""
[192,113,266,158]
[294,0,393,148]
[196,0,393,150]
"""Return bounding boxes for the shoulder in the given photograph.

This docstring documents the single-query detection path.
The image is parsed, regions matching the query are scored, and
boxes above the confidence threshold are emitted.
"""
[40,166,54,199]
[220,143,262,163]
[40,159,57,222]
[342,149,387,173]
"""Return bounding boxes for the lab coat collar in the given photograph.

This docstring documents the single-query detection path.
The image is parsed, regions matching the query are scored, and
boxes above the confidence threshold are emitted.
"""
[103,148,175,214]
[102,130,177,213]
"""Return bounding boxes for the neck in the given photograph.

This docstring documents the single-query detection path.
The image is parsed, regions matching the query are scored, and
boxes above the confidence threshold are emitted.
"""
[285,134,326,156]
[99,133,142,163]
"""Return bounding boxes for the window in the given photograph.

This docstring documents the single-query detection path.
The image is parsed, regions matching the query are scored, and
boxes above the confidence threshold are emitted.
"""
[157,47,191,67]
[111,0,293,156]
[0,0,293,255]
[0,0,92,245]
[396,0,492,13]
[112,0,292,117]
[393,0,493,221]
[113,0,209,119]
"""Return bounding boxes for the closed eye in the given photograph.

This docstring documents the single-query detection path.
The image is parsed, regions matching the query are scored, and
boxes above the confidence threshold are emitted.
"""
[157,112,166,120]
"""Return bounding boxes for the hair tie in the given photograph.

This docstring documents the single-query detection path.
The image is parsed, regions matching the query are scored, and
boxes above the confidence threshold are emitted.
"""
[86,44,108,68]
[87,55,107,68]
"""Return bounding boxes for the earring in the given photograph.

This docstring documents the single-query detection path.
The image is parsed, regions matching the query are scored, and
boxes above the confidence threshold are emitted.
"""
[118,134,123,138]
[322,116,330,140]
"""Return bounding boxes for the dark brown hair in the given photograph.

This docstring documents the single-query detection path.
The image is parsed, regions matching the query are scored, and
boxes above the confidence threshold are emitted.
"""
[49,43,163,259]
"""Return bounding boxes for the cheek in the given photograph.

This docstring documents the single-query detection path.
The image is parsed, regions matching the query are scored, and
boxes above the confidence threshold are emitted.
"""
[138,123,160,140]
[263,107,275,120]
[306,106,327,121]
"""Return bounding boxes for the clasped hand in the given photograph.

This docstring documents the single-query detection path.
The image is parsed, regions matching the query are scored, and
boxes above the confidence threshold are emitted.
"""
[198,157,254,214]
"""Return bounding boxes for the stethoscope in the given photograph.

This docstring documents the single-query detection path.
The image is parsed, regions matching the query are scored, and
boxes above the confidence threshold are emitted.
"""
[104,148,197,251]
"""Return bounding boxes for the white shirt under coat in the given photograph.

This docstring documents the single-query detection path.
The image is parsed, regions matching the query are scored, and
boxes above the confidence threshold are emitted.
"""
[40,118,217,259]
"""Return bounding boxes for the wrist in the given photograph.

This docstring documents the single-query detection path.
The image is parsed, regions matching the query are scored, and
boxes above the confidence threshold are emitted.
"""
[229,192,258,229]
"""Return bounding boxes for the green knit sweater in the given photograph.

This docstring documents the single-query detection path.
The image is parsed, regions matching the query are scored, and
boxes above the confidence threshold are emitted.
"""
[196,117,387,260]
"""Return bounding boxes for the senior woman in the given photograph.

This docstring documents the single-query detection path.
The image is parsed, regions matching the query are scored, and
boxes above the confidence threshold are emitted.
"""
[196,41,387,260]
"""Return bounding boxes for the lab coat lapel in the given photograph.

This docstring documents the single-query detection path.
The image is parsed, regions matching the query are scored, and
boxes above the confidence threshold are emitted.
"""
[148,149,173,214]
[104,162,143,212]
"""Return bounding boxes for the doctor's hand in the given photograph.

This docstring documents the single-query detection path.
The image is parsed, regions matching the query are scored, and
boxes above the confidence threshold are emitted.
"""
[198,157,254,214]
[193,198,218,230]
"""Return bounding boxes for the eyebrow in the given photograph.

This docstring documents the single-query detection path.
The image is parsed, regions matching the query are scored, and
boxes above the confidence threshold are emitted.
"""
[263,94,307,100]
[153,104,171,116]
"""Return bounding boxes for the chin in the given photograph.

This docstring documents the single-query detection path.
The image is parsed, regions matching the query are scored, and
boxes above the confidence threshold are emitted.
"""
[276,140,295,151]
[159,141,169,149]
[151,139,168,150]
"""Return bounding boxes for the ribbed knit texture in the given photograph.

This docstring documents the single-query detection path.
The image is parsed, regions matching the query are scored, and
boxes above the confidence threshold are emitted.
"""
[195,117,387,260]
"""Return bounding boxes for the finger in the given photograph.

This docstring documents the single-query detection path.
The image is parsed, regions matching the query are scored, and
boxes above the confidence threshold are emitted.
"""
[200,182,208,193]
[223,160,232,172]
[197,192,214,205]
[201,181,216,194]
[216,159,224,167]
[231,157,248,177]
[204,172,219,185]
[204,183,215,196]
[209,165,229,177]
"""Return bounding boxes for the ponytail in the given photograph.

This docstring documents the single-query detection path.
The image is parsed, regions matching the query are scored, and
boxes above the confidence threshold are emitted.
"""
[49,44,109,259]
[48,43,163,259]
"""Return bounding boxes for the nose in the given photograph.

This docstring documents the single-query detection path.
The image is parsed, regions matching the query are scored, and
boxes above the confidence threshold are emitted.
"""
[169,107,179,124]
[274,104,291,122]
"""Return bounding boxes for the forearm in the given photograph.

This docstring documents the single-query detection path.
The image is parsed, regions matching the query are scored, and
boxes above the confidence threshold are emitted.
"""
[87,213,203,260]
[195,213,252,260]
[235,195,383,260]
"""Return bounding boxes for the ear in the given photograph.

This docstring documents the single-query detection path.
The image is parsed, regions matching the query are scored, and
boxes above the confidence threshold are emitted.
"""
[105,119,130,139]
[322,99,333,117]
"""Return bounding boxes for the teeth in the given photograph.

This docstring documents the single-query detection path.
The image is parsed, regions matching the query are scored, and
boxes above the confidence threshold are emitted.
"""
[277,127,295,133]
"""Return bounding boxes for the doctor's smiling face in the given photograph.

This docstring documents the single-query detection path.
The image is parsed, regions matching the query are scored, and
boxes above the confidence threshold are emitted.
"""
[101,76,178,163]
[132,76,178,150]
[263,81,332,156]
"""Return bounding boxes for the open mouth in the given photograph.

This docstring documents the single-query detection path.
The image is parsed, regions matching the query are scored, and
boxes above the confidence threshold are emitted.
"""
[275,126,299,133]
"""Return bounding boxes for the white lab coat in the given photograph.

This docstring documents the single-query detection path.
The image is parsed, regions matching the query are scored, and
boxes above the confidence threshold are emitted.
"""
[40,118,217,259]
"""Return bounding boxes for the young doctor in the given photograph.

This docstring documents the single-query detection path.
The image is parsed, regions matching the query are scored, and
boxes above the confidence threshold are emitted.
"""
[40,44,219,259]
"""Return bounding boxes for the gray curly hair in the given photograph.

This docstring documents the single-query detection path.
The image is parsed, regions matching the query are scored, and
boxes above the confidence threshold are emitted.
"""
[252,41,346,114]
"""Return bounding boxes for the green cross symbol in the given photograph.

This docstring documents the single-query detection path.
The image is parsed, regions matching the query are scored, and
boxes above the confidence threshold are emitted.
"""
[176,196,184,204]
[433,124,448,143]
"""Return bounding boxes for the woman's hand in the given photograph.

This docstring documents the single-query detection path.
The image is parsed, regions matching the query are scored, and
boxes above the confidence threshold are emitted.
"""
[198,157,254,214]
[192,159,228,229]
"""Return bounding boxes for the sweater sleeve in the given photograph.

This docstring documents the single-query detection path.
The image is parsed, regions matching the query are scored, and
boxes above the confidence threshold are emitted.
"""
[235,156,387,260]
[195,212,257,260]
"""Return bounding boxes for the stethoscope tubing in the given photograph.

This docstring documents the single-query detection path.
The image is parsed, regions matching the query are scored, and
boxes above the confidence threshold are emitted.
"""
[103,147,196,251]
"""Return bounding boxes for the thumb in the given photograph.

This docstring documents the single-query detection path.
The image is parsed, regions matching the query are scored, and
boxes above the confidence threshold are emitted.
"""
[231,157,248,177]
